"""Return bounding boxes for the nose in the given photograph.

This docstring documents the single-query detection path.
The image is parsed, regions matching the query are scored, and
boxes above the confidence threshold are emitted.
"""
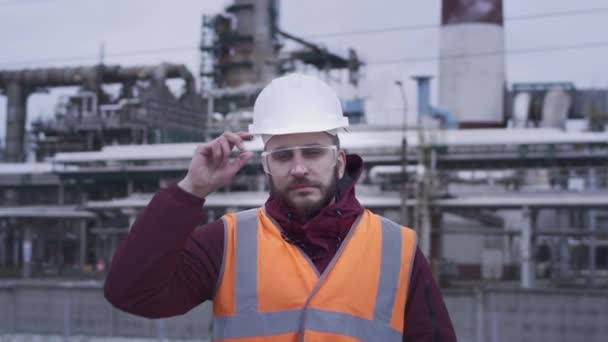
[289,152,309,176]
[289,164,309,176]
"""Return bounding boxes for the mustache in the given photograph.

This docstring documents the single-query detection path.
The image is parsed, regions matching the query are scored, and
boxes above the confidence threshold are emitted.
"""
[287,178,321,189]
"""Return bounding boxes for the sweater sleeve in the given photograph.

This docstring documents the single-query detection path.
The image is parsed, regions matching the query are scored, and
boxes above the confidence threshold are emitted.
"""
[103,183,225,319]
[403,248,458,341]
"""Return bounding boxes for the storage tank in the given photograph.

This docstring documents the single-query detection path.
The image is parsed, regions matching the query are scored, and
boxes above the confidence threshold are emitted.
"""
[438,0,505,128]
[512,92,531,128]
[541,88,571,129]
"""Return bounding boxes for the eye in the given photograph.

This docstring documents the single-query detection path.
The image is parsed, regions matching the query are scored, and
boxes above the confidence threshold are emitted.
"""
[302,147,326,158]
[270,150,293,162]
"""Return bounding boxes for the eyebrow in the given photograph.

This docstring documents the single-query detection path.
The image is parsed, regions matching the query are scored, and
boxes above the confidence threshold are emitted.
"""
[270,143,329,151]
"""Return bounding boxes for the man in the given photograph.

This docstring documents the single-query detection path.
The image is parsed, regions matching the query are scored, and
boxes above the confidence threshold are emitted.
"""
[104,73,457,341]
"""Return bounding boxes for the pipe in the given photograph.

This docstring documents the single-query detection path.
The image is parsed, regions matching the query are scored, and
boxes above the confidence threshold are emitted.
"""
[412,75,433,118]
[5,82,28,162]
[0,63,196,162]
[412,75,459,128]
[0,63,194,88]
[431,106,459,129]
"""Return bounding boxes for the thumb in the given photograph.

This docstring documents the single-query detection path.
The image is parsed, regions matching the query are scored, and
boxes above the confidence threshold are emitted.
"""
[226,151,253,175]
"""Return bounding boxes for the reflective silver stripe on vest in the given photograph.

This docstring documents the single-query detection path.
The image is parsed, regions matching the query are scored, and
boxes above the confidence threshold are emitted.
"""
[213,211,407,341]
[213,308,402,341]
[305,308,402,341]
[213,309,302,339]
[234,208,259,314]
[375,217,403,323]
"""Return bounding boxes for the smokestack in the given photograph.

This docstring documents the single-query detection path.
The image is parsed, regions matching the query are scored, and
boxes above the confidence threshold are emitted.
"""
[438,0,505,128]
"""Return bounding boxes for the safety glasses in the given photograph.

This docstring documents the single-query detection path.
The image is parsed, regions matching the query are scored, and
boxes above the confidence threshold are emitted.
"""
[261,145,338,176]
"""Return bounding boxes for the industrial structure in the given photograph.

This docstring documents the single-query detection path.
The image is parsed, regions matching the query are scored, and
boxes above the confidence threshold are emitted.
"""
[438,0,506,128]
[0,0,607,340]
[0,0,605,287]
[200,0,363,136]
[0,64,204,163]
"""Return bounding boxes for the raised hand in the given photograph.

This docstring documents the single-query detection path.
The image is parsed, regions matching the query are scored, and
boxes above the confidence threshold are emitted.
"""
[178,132,254,198]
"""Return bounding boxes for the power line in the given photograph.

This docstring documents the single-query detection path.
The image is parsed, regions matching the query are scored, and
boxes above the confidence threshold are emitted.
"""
[0,46,196,67]
[2,41,608,69]
[0,0,59,8]
[304,7,608,39]
[0,6,607,68]
[367,41,608,66]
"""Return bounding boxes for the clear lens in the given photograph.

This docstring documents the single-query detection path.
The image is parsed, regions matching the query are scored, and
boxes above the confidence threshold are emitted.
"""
[262,145,337,176]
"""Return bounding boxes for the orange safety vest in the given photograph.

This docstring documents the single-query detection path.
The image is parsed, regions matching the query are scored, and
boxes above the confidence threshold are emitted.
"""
[212,207,417,341]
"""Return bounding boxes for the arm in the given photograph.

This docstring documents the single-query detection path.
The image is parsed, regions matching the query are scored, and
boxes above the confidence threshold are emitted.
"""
[104,131,253,319]
[104,184,225,318]
[403,248,457,341]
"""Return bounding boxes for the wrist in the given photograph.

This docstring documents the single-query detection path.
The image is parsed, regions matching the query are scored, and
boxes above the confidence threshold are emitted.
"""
[177,178,210,199]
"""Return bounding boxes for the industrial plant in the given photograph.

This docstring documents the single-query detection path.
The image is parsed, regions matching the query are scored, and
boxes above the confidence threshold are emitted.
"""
[0,0,607,341]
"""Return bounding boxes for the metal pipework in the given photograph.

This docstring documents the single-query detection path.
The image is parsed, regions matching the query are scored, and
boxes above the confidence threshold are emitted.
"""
[0,63,195,91]
[0,63,196,162]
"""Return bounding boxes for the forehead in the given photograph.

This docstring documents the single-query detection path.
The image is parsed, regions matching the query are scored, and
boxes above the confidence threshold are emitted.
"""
[266,132,333,150]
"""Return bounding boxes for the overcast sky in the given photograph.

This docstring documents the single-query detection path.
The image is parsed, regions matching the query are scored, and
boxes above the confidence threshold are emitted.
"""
[0,0,607,141]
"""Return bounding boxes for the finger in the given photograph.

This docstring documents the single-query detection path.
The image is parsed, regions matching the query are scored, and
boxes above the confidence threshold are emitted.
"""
[235,131,253,140]
[197,143,211,157]
[211,141,223,162]
[218,137,231,165]
[224,132,246,151]
[226,151,253,175]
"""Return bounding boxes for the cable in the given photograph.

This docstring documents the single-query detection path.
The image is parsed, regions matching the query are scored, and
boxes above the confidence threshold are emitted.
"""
[367,41,608,66]
[303,7,608,39]
[2,40,608,69]
[0,0,59,7]
[0,46,196,67]
[0,7,607,67]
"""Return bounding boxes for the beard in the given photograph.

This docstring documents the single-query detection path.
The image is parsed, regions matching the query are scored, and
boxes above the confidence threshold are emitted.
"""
[269,166,339,219]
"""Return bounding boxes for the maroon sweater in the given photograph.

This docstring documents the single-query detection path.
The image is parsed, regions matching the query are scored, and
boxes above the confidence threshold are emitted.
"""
[104,155,457,341]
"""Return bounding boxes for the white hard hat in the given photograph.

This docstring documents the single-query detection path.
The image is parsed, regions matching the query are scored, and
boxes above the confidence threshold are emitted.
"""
[249,73,349,138]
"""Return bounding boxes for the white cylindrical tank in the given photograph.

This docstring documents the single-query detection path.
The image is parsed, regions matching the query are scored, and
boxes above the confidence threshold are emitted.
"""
[541,88,571,129]
[438,0,505,128]
[512,92,531,128]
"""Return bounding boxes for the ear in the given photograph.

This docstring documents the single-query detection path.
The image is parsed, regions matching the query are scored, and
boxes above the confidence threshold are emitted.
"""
[337,150,346,178]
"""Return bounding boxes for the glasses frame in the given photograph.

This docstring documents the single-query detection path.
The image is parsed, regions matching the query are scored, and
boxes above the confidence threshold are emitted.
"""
[261,145,338,176]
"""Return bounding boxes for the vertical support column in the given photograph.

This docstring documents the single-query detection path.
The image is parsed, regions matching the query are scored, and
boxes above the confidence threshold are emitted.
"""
[0,228,5,267]
[588,209,597,287]
[419,160,432,258]
[58,180,65,205]
[400,137,408,227]
[558,209,570,280]
[5,82,29,162]
[431,208,443,281]
[22,226,32,279]
[37,231,45,269]
[63,294,72,340]
[57,232,64,275]
[79,220,87,272]
[587,167,598,287]
[503,233,512,265]
[126,179,134,196]
[474,287,485,342]
[12,226,21,269]
[156,319,166,340]
[521,206,535,288]
[588,167,598,190]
